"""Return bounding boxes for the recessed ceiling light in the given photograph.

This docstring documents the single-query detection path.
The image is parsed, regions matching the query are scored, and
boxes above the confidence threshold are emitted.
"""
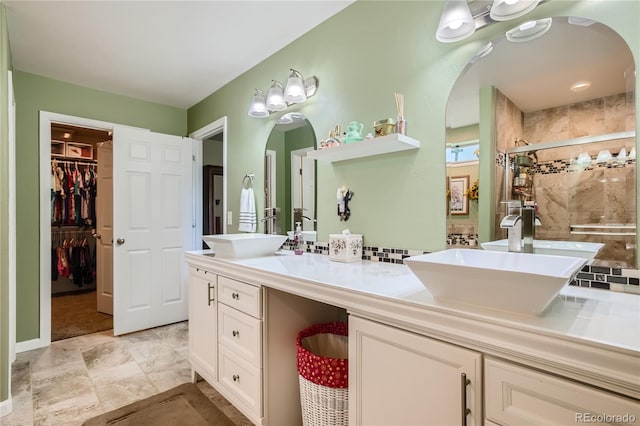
[570,81,592,92]
[63,132,71,139]
[506,17,552,42]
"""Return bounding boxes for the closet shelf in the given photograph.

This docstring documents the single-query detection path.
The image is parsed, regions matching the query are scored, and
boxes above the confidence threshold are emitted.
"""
[307,133,420,162]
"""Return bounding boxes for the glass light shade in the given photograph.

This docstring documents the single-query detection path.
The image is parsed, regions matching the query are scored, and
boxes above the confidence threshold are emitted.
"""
[247,90,269,118]
[436,0,475,43]
[284,69,307,103]
[266,80,287,111]
[505,18,552,42]
[490,0,540,21]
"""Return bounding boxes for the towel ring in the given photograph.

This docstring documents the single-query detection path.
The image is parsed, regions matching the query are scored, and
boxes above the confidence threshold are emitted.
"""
[242,173,255,188]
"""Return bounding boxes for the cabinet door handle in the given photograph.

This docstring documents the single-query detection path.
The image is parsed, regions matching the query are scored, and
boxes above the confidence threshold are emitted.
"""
[207,283,215,306]
[232,374,240,382]
[461,373,471,426]
[232,330,240,337]
[231,292,239,300]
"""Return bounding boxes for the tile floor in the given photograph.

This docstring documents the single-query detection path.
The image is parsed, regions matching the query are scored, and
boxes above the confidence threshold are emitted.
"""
[2,321,252,426]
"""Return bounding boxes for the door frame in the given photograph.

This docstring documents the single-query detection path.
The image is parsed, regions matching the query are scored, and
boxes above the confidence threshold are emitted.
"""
[20,111,141,352]
[189,116,228,243]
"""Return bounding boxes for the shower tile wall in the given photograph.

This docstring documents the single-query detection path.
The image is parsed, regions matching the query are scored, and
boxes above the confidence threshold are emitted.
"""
[522,92,637,268]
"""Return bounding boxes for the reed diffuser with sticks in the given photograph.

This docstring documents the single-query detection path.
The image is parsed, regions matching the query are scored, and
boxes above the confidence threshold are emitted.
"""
[395,92,406,135]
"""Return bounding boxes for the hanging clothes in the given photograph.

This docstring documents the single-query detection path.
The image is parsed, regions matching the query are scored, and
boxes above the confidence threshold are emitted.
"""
[50,160,98,228]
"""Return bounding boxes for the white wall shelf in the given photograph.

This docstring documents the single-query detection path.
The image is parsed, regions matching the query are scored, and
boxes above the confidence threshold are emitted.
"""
[307,133,420,162]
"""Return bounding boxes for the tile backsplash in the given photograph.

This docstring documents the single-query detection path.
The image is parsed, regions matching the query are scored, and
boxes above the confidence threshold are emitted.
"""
[282,238,640,295]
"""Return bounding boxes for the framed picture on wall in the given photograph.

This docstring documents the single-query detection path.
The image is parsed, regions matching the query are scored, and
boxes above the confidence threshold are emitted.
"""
[449,175,469,215]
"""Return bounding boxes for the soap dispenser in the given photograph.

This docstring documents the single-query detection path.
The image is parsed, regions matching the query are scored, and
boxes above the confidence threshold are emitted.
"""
[294,222,304,255]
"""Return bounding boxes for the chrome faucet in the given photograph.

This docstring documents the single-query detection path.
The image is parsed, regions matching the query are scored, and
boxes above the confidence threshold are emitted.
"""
[500,201,522,253]
[500,201,540,253]
[521,203,537,253]
[262,207,280,234]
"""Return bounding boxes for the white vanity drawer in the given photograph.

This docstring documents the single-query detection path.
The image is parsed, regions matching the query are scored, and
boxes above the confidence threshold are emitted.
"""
[218,276,262,318]
[218,303,262,368]
[191,266,214,281]
[219,345,262,417]
[485,358,640,425]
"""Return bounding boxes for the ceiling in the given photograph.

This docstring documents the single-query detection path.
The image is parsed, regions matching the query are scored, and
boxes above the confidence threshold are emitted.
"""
[447,16,635,129]
[4,1,353,109]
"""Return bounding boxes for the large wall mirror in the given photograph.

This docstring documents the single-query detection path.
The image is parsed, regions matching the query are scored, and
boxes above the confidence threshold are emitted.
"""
[446,16,636,268]
[264,113,317,238]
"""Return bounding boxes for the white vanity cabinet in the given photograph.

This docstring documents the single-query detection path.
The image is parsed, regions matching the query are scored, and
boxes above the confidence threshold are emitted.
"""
[349,315,482,426]
[188,267,217,385]
[485,358,640,426]
[216,276,263,419]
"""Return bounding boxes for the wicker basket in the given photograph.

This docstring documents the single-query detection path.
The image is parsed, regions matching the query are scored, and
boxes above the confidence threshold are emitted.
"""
[296,322,349,426]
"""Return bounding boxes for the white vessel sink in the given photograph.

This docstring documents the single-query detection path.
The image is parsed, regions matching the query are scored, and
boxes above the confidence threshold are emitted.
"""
[481,239,604,261]
[202,234,288,259]
[404,249,587,315]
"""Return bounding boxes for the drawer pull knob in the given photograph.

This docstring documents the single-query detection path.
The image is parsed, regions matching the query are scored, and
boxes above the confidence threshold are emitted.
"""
[232,330,240,337]
[231,292,240,300]
[232,374,240,382]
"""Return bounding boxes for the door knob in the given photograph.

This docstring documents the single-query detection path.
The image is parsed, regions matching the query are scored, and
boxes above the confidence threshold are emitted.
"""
[116,238,125,245]
[93,233,102,240]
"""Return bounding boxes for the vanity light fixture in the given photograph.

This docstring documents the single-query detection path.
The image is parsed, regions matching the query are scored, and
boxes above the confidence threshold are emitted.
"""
[568,16,595,27]
[266,81,287,112]
[284,69,307,103]
[247,89,270,118]
[436,0,476,43]
[247,69,318,118]
[470,41,493,63]
[505,17,552,42]
[436,0,545,43]
[490,0,540,21]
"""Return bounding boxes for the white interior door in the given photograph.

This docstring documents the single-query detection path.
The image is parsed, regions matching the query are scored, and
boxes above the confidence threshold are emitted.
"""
[96,142,114,315]
[113,127,194,335]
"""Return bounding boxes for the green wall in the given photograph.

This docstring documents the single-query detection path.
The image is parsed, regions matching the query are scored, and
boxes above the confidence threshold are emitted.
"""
[13,71,187,342]
[2,0,639,398]
[188,0,640,253]
[1,3,10,406]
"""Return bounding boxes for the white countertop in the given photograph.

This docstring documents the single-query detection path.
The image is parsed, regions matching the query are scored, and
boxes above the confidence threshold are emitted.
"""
[186,249,640,397]
[187,249,640,353]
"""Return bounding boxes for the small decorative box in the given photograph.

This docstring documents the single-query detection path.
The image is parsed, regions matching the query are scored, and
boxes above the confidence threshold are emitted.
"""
[329,234,363,263]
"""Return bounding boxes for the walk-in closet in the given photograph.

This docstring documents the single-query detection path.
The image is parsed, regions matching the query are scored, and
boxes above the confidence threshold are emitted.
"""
[50,123,113,341]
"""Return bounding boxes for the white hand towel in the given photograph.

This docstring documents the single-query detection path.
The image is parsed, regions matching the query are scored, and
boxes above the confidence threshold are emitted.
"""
[238,187,257,232]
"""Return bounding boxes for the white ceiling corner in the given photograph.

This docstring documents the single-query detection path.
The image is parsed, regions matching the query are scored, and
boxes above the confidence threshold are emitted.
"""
[4,1,354,109]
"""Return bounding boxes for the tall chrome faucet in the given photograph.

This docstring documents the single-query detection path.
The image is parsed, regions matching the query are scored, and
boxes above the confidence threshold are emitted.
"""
[500,200,540,253]
[521,203,537,253]
[500,200,523,252]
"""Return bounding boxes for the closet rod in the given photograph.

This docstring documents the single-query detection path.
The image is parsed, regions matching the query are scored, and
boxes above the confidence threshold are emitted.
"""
[52,159,97,167]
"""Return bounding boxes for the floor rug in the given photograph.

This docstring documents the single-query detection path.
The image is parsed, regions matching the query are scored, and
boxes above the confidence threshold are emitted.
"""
[51,290,113,341]
[82,383,236,426]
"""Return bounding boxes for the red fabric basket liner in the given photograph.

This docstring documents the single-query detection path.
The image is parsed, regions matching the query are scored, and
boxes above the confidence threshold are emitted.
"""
[296,322,348,389]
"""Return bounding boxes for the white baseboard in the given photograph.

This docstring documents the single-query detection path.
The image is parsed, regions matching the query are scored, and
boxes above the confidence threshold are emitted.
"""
[15,338,46,353]
[0,397,13,417]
